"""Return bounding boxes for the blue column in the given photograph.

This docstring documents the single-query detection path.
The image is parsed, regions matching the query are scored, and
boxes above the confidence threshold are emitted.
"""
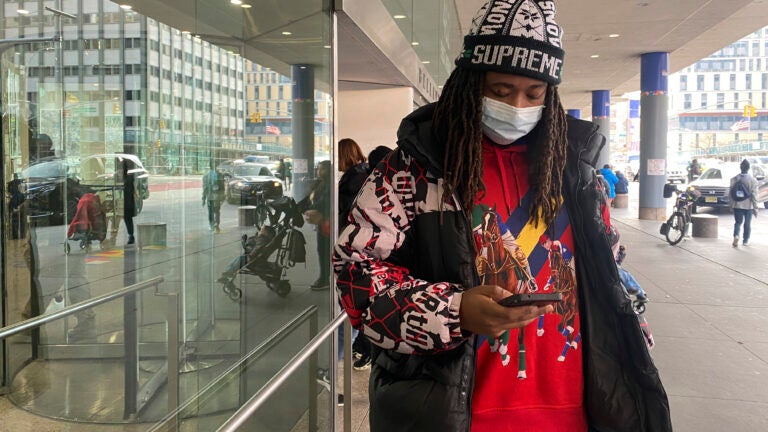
[291,64,315,202]
[566,109,581,119]
[592,90,610,168]
[627,100,640,177]
[638,52,669,220]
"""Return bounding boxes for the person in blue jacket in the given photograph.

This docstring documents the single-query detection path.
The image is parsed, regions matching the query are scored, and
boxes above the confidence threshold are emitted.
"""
[599,164,619,205]
[614,170,629,195]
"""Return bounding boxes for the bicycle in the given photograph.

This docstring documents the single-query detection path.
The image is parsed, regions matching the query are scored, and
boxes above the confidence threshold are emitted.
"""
[659,184,701,245]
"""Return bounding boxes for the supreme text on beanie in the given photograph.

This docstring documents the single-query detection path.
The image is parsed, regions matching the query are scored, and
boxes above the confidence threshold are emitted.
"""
[455,0,565,85]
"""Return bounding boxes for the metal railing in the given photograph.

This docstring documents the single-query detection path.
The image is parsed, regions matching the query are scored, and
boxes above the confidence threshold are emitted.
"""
[217,312,350,432]
[148,305,321,432]
[0,276,170,419]
[2,283,351,431]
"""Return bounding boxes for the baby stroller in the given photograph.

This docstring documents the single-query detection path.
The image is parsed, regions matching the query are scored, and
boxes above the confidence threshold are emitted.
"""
[616,245,654,349]
[65,193,108,254]
[218,196,306,300]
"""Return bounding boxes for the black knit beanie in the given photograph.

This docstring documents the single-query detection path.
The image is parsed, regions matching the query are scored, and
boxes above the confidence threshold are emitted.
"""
[455,0,565,85]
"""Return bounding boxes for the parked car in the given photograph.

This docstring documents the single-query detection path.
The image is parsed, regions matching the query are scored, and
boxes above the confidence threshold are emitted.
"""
[18,157,90,226]
[218,159,245,179]
[17,153,150,226]
[687,163,768,212]
[744,156,768,169]
[666,167,687,184]
[226,163,284,205]
[79,153,150,200]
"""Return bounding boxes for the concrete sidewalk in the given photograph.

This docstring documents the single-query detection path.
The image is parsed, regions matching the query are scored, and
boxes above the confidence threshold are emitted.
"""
[610,189,768,431]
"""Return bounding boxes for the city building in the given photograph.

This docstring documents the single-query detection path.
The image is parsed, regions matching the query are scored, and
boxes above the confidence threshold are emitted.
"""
[243,62,332,160]
[668,26,768,159]
[2,2,245,175]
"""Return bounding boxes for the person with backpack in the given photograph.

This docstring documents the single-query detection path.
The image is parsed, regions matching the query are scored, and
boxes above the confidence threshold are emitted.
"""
[729,159,759,247]
[202,162,226,233]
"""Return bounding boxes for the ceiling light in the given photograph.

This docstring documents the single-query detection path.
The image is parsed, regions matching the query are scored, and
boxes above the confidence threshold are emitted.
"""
[241,3,252,8]
[422,61,430,64]
[282,31,292,35]
[393,15,407,19]
[17,9,30,14]
[411,41,419,46]
[609,34,620,38]
[119,4,132,10]
[590,54,600,58]
[323,45,332,49]
[230,0,242,4]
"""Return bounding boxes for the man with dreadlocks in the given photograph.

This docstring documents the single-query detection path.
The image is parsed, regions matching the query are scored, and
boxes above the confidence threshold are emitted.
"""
[333,1,671,431]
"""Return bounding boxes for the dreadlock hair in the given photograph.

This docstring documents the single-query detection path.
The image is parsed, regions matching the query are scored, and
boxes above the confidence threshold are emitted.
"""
[434,68,485,217]
[433,68,569,228]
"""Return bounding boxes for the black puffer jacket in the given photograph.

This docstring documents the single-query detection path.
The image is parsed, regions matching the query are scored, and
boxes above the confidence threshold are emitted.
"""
[338,162,369,231]
[339,104,671,432]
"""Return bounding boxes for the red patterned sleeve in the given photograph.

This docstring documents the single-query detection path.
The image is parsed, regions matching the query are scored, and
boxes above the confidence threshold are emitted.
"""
[332,150,466,355]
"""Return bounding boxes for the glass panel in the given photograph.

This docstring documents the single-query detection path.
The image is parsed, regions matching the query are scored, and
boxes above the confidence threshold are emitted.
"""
[382,0,461,86]
[1,0,334,428]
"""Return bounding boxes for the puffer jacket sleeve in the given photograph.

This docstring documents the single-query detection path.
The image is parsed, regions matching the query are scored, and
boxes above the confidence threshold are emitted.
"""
[333,149,467,355]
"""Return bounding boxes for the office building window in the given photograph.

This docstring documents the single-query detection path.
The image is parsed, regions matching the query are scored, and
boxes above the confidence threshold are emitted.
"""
[697,74,704,90]
[684,94,691,110]
[713,74,720,90]
[700,93,708,109]
[730,74,737,90]
[733,92,740,109]
[746,74,752,89]
[716,93,724,108]
[680,75,687,91]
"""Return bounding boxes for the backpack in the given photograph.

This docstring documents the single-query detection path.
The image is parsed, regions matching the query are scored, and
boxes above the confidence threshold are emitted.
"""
[210,172,225,192]
[287,229,306,264]
[730,175,751,202]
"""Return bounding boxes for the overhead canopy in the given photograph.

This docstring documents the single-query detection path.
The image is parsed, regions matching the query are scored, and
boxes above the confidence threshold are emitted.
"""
[131,0,768,111]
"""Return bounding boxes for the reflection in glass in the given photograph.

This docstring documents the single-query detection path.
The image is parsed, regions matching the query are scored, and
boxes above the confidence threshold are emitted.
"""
[2,0,335,428]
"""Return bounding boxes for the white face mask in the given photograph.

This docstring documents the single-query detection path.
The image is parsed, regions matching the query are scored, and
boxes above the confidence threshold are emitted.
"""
[481,96,544,145]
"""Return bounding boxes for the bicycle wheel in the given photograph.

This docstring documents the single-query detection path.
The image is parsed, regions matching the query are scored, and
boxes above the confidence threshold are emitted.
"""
[665,212,686,245]
[254,204,271,229]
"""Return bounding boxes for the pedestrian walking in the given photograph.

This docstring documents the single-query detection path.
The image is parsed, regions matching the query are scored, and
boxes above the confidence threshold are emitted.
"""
[729,159,759,246]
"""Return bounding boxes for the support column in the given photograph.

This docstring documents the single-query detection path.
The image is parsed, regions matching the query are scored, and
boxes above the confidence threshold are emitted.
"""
[592,90,611,168]
[291,64,315,202]
[638,52,670,220]
[566,109,581,119]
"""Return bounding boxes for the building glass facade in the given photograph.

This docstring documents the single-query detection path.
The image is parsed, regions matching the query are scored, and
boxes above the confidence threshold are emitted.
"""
[1,0,336,430]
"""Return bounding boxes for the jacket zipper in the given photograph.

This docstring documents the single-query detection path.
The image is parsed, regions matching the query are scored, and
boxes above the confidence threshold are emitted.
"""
[459,205,479,432]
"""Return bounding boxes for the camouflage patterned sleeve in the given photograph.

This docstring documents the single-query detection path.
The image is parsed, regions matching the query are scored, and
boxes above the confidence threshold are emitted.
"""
[333,150,466,355]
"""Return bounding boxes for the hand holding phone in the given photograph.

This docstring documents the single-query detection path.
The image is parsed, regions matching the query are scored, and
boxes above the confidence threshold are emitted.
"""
[498,293,563,307]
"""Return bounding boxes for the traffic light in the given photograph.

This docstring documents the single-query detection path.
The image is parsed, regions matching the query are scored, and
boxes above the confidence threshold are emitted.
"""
[256,112,261,122]
[743,104,757,118]
[112,103,120,114]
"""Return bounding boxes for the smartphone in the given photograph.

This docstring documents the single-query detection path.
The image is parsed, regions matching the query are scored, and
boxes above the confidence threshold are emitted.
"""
[498,293,563,307]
